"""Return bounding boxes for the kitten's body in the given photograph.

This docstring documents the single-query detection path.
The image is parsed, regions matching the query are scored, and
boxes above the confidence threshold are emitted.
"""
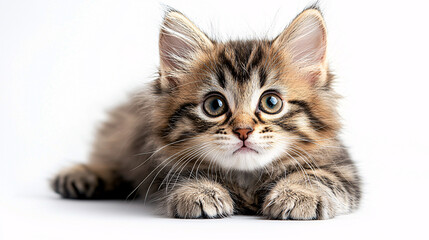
[52,8,361,220]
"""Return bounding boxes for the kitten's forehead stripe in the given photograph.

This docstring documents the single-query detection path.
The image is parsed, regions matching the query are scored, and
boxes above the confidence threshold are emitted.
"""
[218,41,266,85]
[259,68,267,88]
[216,69,226,89]
[219,49,239,81]
[247,45,263,70]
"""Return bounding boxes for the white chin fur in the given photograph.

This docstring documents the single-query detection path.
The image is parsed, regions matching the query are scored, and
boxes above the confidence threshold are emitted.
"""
[206,148,283,171]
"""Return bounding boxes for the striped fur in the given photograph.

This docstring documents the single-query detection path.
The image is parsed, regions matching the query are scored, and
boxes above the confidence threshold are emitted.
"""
[51,7,361,220]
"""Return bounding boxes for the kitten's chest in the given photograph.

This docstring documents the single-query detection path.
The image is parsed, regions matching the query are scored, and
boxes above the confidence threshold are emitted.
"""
[222,172,266,214]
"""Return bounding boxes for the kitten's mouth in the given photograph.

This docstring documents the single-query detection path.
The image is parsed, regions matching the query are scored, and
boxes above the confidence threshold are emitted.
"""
[233,145,258,154]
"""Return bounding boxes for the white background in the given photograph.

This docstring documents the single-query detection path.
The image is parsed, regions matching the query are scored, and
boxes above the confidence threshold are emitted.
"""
[1,0,429,239]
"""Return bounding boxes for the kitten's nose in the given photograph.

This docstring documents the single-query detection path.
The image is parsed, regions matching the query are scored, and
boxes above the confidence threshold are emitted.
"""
[233,128,253,141]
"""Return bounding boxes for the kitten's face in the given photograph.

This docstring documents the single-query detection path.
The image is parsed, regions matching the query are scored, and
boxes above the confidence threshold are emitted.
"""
[153,10,339,171]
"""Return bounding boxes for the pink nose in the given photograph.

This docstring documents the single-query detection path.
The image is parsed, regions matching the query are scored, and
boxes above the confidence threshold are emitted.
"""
[233,128,253,141]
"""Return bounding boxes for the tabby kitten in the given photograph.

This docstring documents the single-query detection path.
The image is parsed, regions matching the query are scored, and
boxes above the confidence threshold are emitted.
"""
[51,7,361,220]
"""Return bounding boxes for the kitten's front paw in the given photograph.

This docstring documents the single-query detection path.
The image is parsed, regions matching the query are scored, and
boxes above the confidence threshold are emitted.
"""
[262,187,323,220]
[51,164,102,199]
[166,180,234,219]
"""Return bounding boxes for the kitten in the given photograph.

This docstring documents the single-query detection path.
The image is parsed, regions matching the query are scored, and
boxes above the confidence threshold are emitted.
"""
[51,7,361,220]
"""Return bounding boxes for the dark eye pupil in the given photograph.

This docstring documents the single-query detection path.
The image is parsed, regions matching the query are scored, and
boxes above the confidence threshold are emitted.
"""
[266,96,278,108]
[211,99,223,111]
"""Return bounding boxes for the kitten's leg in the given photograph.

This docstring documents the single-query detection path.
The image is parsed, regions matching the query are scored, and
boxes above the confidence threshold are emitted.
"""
[51,163,130,199]
[51,103,143,199]
[262,167,360,220]
[164,178,234,218]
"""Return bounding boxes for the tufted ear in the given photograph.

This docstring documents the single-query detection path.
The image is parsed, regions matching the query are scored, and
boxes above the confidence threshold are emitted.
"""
[159,10,213,87]
[274,8,328,86]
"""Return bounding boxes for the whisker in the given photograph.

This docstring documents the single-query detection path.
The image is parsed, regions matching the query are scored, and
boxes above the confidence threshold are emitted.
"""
[131,135,205,171]
[165,143,212,192]
[127,143,203,201]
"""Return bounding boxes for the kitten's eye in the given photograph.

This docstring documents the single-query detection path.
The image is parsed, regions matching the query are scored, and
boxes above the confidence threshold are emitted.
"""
[259,92,283,114]
[203,94,228,117]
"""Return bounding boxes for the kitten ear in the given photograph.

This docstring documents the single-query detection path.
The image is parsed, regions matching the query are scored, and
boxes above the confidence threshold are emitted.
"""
[274,8,328,85]
[159,10,213,86]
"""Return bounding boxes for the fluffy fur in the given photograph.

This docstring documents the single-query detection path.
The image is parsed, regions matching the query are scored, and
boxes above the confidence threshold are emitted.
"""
[51,7,361,220]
